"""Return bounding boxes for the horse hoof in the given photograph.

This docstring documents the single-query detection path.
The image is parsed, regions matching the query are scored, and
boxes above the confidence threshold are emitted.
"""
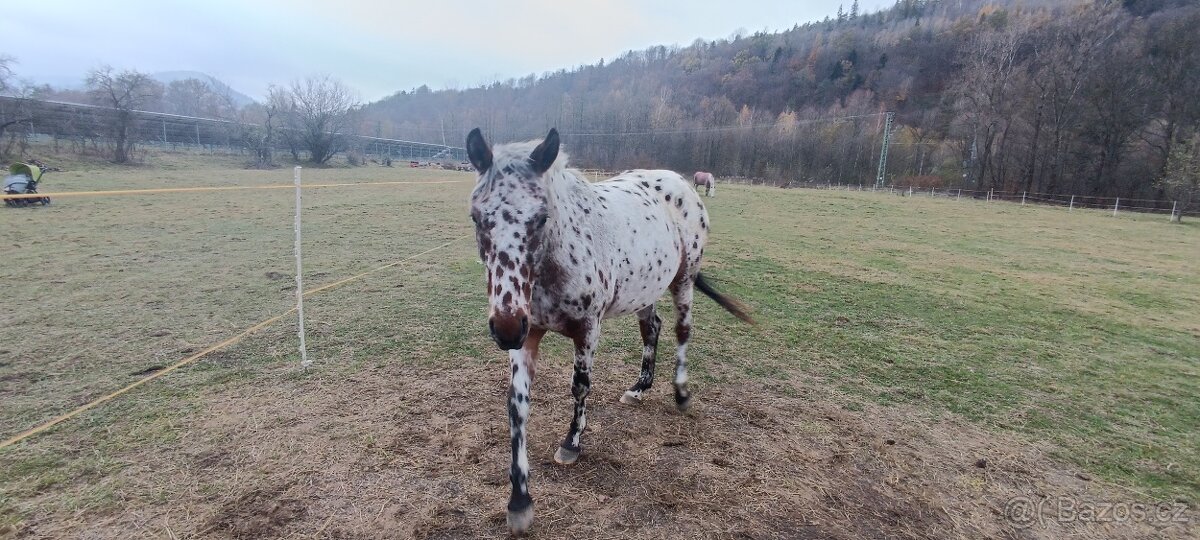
[619,391,642,405]
[507,504,535,535]
[674,393,692,412]
[553,445,581,465]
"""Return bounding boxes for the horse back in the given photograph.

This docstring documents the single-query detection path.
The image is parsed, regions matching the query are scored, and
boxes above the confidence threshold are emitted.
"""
[591,170,710,315]
[599,170,708,260]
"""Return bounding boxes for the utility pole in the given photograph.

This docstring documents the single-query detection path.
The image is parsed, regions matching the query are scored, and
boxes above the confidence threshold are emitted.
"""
[875,111,895,189]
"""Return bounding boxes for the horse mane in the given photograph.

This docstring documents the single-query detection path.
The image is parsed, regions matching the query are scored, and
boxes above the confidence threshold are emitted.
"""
[491,139,571,179]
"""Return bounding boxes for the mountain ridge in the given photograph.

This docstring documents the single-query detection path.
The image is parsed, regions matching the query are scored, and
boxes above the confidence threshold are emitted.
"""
[359,0,1200,200]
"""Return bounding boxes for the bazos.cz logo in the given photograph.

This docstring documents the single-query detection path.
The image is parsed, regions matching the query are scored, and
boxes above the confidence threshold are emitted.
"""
[1004,495,1189,529]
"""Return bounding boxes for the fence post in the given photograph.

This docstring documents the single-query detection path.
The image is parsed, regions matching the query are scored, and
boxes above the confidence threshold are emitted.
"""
[1069,195,1075,212]
[957,189,961,200]
[987,188,992,202]
[1022,191,1026,205]
[1171,200,1178,222]
[293,166,310,369]
[1113,197,1120,217]
[907,186,912,196]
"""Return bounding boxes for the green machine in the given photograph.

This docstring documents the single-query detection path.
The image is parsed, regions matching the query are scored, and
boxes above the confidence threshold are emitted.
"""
[4,162,51,207]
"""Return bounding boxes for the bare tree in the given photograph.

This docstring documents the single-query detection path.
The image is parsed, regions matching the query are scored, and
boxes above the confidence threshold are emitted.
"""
[163,78,231,118]
[950,21,1029,190]
[1145,8,1200,180]
[268,86,301,161]
[0,54,14,95]
[1159,132,1200,222]
[276,75,360,164]
[1078,31,1153,195]
[0,55,38,158]
[1021,6,1123,194]
[237,94,280,168]
[85,66,163,163]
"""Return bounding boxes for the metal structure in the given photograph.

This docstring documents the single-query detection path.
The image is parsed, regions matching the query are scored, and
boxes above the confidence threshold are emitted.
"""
[874,111,895,189]
[361,137,466,162]
[0,96,467,162]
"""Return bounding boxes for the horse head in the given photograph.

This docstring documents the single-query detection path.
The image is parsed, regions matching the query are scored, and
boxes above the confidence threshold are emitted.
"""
[467,128,561,350]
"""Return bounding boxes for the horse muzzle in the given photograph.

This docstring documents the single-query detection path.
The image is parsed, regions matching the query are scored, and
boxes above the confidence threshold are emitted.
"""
[489,313,529,350]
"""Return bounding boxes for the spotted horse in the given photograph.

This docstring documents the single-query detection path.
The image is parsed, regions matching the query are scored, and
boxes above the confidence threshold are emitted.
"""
[466,128,754,534]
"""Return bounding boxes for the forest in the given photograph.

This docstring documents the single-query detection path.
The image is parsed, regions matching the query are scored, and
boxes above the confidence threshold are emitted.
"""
[362,0,1200,201]
[3,0,1198,204]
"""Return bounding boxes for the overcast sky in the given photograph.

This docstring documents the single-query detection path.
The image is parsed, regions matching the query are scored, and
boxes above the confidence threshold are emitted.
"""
[6,0,890,102]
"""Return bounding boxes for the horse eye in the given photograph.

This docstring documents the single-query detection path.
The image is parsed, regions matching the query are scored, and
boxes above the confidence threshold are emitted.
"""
[535,215,548,228]
[470,214,481,226]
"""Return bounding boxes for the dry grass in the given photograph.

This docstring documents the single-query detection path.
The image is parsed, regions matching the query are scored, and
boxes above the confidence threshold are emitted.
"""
[0,153,1196,538]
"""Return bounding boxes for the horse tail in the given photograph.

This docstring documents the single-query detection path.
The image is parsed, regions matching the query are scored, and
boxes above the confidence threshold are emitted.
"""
[694,273,755,324]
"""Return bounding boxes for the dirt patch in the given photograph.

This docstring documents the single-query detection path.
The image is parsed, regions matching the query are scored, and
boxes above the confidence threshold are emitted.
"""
[188,448,235,470]
[10,354,1189,539]
[205,482,307,538]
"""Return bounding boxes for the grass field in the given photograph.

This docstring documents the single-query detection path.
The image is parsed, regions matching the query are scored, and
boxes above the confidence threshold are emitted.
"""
[0,152,1196,538]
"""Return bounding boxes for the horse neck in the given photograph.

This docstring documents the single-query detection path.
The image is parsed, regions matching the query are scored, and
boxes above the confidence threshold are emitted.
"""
[544,168,590,219]
[541,168,594,261]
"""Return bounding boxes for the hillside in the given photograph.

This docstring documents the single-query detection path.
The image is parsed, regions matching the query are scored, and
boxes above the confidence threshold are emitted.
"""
[362,0,1200,200]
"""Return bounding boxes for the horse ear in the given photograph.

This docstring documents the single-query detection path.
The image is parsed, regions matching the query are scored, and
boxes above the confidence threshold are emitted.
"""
[529,128,559,175]
[466,128,492,173]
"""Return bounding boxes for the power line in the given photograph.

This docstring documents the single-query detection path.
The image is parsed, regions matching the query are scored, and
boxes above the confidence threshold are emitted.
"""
[560,112,889,137]
[387,111,888,142]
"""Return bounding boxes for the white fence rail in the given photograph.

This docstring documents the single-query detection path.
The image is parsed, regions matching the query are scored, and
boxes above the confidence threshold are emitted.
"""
[718,177,1195,221]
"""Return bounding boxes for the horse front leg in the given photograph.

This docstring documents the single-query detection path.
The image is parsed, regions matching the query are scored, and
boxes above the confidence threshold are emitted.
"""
[621,305,661,404]
[554,322,598,465]
[506,328,543,534]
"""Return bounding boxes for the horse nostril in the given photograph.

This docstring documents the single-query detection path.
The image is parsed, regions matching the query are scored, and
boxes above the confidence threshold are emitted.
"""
[519,316,529,336]
[488,318,497,337]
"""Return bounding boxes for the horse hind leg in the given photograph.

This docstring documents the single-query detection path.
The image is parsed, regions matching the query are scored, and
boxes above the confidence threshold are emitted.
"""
[671,280,695,411]
[554,323,599,466]
[621,305,661,405]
